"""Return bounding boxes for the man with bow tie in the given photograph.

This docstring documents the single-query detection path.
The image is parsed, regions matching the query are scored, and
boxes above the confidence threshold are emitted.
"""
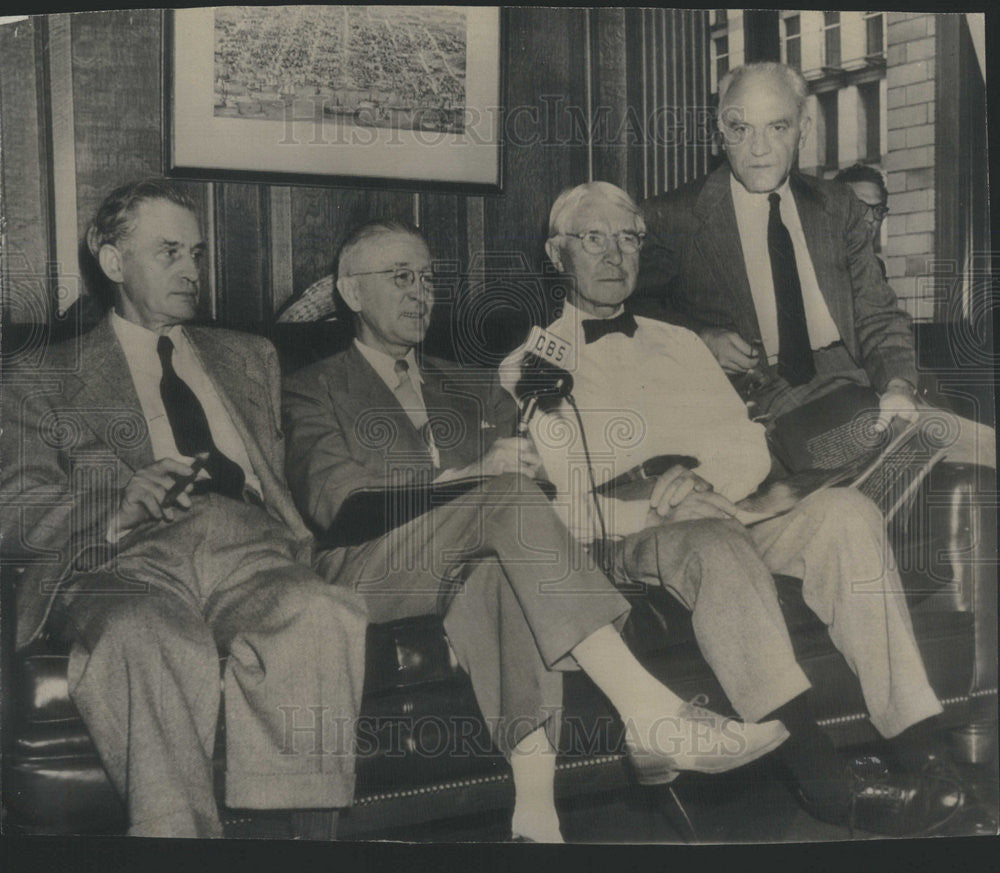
[0,179,368,837]
[532,180,960,836]
[282,218,790,843]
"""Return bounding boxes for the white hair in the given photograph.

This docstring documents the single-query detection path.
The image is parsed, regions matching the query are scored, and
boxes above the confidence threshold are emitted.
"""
[718,61,809,117]
[547,181,645,238]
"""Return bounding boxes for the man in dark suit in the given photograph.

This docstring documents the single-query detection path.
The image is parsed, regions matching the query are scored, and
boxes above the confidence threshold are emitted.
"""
[0,180,367,837]
[636,61,920,429]
[282,219,787,843]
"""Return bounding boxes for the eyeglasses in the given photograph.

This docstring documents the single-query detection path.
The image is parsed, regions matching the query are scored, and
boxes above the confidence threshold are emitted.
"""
[861,203,890,221]
[347,268,435,289]
[559,229,647,256]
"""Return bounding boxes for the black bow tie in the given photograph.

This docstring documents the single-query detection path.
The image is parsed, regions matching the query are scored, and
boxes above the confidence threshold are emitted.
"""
[581,311,638,344]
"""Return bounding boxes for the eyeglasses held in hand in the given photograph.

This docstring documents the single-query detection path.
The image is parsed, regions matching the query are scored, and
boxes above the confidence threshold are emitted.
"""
[559,229,647,256]
[347,268,435,288]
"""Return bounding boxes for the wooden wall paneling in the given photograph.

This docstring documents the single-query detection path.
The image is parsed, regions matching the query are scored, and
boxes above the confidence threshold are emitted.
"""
[684,11,699,185]
[289,187,416,306]
[419,192,466,358]
[646,10,659,195]
[48,14,79,315]
[663,9,677,195]
[0,18,52,322]
[70,9,163,315]
[486,6,590,263]
[625,7,651,199]
[215,183,267,331]
[268,186,294,315]
[70,10,162,241]
[695,11,710,179]
[623,8,647,203]
[591,7,629,189]
[476,7,590,365]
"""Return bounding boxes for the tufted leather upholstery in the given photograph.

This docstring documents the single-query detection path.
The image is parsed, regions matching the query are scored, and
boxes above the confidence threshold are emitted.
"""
[2,321,995,837]
[4,477,990,837]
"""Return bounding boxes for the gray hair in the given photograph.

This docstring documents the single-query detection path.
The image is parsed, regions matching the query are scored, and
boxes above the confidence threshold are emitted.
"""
[86,178,200,258]
[336,218,426,279]
[718,61,809,117]
[547,181,645,238]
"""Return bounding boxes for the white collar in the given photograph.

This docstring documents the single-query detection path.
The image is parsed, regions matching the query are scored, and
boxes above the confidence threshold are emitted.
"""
[353,339,422,389]
[110,311,188,369]
[559,300,625,324]
[730,173,793,210]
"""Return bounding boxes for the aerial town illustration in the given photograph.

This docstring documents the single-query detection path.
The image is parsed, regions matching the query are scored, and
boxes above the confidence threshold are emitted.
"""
[214,6,467,134]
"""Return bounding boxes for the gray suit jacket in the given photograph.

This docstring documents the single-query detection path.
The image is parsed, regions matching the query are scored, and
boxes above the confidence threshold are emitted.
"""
[634,165,918,392]
[282,343,518,535]
[1,316,314,650]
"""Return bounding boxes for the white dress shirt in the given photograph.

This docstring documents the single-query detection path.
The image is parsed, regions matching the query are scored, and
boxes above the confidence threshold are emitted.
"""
[730,174,842,361]
[526,302,772,539]
[110,311,262,497]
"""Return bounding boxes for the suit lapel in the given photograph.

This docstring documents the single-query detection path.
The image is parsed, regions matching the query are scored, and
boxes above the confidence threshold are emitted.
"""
[185,328,275,483]
[418,359,484,471]
[66,318,154,474]
[692,167,763,341]
[342,344,431,462]
[789,172,854,342]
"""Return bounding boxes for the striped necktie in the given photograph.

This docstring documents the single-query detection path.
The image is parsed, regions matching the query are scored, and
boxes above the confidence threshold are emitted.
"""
[393,359,438,466]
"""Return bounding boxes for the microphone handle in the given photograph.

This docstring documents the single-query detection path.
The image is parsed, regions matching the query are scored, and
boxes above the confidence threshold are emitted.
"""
[517,395,540,435]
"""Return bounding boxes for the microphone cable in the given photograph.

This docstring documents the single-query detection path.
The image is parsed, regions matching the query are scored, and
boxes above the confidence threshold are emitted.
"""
[564,392,608,545]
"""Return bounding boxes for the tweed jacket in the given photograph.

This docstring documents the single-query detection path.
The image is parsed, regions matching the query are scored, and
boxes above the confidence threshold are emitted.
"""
[634,165,919,392]
[1,316,315,650]
[282,343,518,535]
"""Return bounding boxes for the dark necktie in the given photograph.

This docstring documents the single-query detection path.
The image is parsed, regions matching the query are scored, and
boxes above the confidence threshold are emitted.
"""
[581,310,638,344]
[157,335,246,500]
[767,193,816,386]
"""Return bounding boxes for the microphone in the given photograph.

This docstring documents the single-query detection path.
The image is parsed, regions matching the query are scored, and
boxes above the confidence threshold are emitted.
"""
[512,326,575,433]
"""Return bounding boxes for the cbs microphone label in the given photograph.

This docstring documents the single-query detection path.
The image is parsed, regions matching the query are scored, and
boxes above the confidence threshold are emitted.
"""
[525,326,575,370]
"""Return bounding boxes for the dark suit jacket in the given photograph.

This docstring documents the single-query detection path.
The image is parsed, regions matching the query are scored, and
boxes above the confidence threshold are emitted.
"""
[634,165,918,392]
[1,316,314,650]
[282,343,517,535]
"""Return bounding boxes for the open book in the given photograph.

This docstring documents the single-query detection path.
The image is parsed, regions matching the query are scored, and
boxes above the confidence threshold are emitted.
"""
[735,414,949,525]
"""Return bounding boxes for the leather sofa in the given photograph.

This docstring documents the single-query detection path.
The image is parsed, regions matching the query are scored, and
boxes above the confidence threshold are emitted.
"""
[3,321,996,839]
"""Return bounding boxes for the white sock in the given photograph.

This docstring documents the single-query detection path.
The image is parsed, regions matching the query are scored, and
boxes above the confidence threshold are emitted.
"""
[509,727,564,843]
[572,625,686,727]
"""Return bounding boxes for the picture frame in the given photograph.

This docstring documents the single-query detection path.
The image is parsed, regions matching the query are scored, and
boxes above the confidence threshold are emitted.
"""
[163,6,503,193]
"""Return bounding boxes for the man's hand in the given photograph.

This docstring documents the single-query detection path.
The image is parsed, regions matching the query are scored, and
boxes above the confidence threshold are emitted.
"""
[479,437,543,478]
[874,379,920,432]
[646,491,740,525]
[113,457,200,531]
[699,328,760,374]
[649,465,715,516]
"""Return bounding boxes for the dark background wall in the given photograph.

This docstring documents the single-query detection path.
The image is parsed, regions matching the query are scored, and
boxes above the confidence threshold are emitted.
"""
[0,8,713,358]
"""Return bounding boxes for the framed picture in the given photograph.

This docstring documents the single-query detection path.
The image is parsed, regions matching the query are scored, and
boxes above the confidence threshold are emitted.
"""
[164,6,503,193]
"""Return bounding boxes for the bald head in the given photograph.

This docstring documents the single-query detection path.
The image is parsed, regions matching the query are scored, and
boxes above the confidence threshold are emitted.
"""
[717,62,812,194]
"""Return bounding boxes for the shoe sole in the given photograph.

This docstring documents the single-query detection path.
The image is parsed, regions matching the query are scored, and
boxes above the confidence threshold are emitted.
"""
[633,725,791,786]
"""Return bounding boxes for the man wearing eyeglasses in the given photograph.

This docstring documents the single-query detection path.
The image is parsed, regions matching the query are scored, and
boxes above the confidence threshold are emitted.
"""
[282,218,791,842]
[834,163,890,278]
[635,61,919,429]
[530,179,966,836]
